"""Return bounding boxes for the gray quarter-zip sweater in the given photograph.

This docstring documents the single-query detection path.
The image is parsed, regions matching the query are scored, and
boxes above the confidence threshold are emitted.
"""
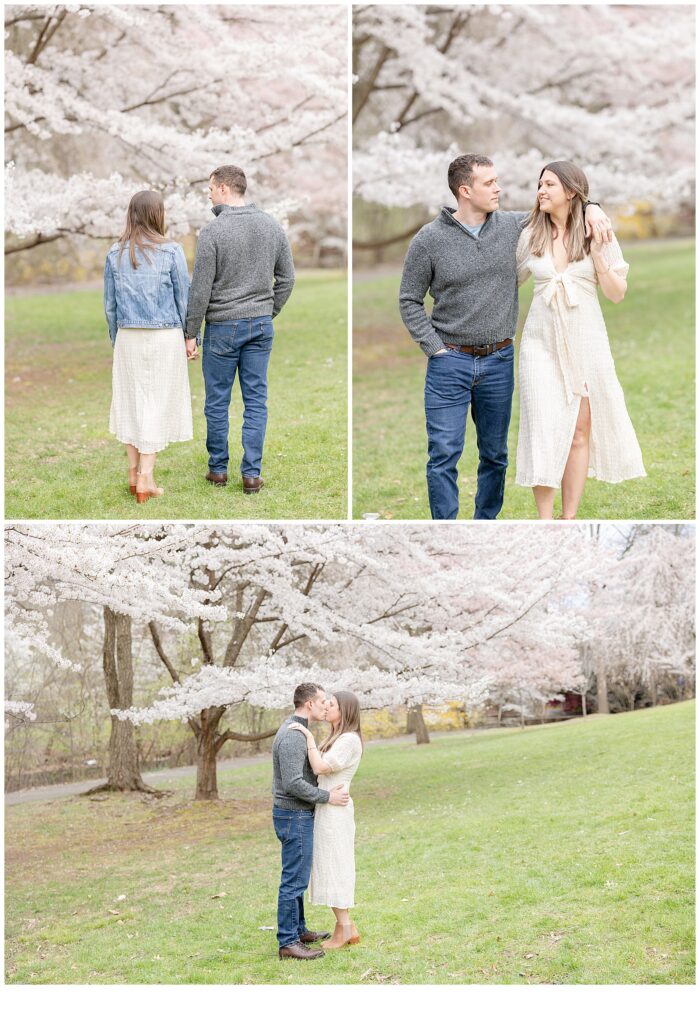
[271,714,330,811]
[399,207,527,357]
[185,203,295,339]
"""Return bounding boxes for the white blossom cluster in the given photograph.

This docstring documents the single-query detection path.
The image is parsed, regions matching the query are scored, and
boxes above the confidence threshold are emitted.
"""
[5,5,347,246]
[4,523,227,665]
[6,524,693,731]
[4,700,37,722]
[353,4,695,213]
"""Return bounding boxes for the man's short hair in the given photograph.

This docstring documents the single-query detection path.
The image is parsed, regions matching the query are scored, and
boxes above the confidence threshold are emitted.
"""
[293,683,323,708]
[210,164,247,196]
[447,154,493,199]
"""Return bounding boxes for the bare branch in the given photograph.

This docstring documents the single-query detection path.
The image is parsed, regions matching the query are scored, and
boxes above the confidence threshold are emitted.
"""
[148,621,180,683]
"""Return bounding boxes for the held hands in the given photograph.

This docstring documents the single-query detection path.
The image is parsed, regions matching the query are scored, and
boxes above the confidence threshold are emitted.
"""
[329,784,350,806]
[583,206,613,245]
[185,338,199,360]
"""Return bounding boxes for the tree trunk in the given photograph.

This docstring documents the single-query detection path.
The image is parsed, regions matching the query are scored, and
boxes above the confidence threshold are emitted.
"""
[406,704,430,744]
[596,673,610,714]
[581,692,587,717]
[194,712,220,801]
[85,608,161,796]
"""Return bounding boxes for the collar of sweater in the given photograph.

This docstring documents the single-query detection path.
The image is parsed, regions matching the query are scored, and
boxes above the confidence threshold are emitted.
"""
[291,714,310,725]
[211,203,258,217]
[440,206,492,234]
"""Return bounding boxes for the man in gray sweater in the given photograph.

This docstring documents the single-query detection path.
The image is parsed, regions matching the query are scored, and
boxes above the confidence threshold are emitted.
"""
[399,153,610,520]
[271,683,349,961]
[185,164,295,494]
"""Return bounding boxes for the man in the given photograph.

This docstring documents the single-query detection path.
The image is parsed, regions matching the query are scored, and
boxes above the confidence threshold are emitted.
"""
[271,682,349,961]
[185,164,295,494]
[399,153,612,520]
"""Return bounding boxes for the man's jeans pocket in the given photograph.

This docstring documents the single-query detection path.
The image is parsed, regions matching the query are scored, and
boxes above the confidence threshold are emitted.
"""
[204,322,237,357]
[495,342,514,362]
[273,810,293,842]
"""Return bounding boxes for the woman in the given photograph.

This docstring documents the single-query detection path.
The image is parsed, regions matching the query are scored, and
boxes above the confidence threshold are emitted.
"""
[515,161,645,519]
[288,692,363,949]
[104,190,197,503]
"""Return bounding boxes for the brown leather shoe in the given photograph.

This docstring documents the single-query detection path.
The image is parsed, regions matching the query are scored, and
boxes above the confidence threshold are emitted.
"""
[205,471,228,486]
[278,941,325,960]
[299,929,331,943]
[242,475,264,494]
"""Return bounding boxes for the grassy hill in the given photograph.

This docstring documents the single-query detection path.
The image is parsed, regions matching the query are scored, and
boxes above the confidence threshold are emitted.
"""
[5,700,694,984]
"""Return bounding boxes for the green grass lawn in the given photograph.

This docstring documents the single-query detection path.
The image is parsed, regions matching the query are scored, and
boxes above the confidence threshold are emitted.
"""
[353,239,695,519]
[5,271,347,519]
[5,700,694,984]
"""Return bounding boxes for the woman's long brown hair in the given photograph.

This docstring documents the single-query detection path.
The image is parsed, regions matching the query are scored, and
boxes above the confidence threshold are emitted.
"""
[524,161,590,264]
[118,190,167,269]
[319,691,364,754]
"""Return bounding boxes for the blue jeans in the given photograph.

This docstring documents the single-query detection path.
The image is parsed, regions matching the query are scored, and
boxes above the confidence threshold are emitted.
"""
[424,344,514,520]
[273,807,315,949]
[202,316,273,477]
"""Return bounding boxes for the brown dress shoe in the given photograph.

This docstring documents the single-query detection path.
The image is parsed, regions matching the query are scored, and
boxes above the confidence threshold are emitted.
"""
[278,941,325,960]
[206,471,228,486]
[242,475,264,494]
[299,929,331,943]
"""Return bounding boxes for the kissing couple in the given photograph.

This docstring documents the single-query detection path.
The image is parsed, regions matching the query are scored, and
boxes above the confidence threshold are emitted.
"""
[271,684,364,960]
[104,164,295,503]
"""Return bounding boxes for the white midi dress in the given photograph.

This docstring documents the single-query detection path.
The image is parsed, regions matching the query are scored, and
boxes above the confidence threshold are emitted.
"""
[309,732,363,909]
[109,327,193,454]
[515,230,645,488]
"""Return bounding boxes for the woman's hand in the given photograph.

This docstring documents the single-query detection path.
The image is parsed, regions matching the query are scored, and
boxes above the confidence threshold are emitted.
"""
[590,237,605,256]
[288,723,313,741]
[185,337,199,360]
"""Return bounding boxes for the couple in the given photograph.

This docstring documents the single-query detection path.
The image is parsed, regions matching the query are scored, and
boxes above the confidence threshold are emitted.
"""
[400,154,646,520]
[103,164,295,502]
[271,684,363,961]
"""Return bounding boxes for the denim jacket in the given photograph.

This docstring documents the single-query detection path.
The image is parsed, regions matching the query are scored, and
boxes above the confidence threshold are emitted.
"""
[104,241,191,346]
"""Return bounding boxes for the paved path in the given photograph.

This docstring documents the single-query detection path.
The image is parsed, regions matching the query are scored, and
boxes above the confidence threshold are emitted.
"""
[5,729,466,807]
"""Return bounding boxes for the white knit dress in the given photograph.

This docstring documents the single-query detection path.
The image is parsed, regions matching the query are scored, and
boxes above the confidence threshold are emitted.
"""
[109,327,193,454]
[308,732,363,909]
[515,230,645,488]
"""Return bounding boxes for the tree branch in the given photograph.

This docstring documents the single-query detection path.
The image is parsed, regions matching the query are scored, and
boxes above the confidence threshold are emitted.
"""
[353,222,427,250]
[215,727,278,752]
[148,621,180,683]
[197,618,214,665]
[223,587,268,667]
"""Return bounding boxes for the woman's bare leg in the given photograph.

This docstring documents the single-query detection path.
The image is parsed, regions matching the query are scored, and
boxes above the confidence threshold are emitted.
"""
[561,398,591,519]
[138,452,156,479]
[136,452,163,497]
[332,907,351,927]
[125,444,139,471]
[533,485,556,519]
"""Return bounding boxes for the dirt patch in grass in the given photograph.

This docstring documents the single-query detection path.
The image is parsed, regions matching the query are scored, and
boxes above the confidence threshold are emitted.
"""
[6,794,271,885]
[354,326,411,369]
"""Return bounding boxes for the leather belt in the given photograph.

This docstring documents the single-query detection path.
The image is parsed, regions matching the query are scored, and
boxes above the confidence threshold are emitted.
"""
[443,338,513,356]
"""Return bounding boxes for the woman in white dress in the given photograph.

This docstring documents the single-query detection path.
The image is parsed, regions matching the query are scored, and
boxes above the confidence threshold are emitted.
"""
[288,691,363,950]
[104,191,197,503]
[515,161,645,519]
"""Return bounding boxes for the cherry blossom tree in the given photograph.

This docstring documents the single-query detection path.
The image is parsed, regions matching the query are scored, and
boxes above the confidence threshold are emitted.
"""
[4,4,347,254]
[7,523,692,804]
[353,4,695,247]
[581,527,695,713]
[113,524,599,790]
[4,523,224,792]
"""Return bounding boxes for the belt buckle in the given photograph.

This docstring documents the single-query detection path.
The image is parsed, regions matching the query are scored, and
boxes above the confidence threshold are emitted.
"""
[473,343,490,357]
